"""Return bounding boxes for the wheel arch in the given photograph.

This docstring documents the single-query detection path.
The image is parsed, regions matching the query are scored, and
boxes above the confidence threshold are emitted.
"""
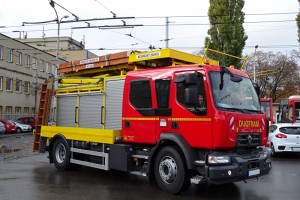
[148,133,197,183]
[48,134,69,163]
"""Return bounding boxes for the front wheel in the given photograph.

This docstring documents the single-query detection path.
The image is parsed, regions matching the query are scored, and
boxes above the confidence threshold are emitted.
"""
[154,146,190,194]
[16,128,22,133]
[52,138,71,170]
[271,144,277,157]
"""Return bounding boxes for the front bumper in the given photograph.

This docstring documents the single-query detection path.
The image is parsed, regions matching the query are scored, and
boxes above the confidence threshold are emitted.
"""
[199,149,272,184]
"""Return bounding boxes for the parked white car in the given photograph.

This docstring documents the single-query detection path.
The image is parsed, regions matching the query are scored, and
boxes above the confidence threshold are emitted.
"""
[12,121,33,133]
[268,123,300,156]
[0,122,5,134]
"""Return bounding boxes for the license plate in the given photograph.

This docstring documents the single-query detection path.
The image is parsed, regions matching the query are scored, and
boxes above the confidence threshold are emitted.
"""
[249,169,260,176]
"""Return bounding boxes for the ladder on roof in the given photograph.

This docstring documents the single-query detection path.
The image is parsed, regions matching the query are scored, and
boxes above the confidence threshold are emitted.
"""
[33,79,53,152]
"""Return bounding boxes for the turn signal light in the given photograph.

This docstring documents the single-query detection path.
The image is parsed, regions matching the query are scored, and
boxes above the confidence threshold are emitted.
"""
[275,133,287,138]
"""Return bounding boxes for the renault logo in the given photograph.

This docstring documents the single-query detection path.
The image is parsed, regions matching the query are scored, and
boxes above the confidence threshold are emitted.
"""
[248,135,253,145]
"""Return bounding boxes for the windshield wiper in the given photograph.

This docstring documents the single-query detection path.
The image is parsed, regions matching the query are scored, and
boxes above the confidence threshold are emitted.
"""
[218,106,245,113]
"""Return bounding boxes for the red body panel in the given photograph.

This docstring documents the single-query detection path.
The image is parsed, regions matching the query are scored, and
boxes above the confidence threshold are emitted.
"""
[122,65,268,149]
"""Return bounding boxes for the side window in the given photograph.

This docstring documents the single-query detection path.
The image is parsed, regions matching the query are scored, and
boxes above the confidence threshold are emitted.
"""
[176,73,206,109]
[288,106,293,122]
[269,125,277,133]
[130,79,152,109]
[155,79,170,108]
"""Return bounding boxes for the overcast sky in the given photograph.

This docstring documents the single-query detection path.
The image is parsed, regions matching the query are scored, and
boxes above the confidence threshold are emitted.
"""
[0,0,299,56]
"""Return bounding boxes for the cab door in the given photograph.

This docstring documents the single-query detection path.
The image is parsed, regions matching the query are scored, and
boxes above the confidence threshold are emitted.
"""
[122,78,156,144]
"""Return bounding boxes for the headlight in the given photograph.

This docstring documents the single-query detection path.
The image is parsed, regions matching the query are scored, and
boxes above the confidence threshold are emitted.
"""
[208,155,231,164]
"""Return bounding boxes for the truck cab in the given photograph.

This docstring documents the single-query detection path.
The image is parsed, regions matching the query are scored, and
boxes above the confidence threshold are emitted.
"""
[278,96,300,123]
[122,65,271,189]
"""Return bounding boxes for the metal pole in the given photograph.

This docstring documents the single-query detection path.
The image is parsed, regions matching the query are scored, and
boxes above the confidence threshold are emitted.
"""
[34,69,38,116]
[54,20,60,90]
[253,45,258,83]
[166,17,169,48]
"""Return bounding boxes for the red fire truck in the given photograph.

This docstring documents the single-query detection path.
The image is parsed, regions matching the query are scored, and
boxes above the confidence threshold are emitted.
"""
[260,98,274,124]
[34,49,271,194]
[278,95,300,123]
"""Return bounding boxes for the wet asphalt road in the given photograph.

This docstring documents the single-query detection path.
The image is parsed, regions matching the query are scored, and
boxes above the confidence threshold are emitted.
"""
[1,140,300,199]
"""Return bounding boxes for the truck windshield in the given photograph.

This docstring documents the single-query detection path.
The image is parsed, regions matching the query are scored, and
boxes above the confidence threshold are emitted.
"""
[210,71,260,112]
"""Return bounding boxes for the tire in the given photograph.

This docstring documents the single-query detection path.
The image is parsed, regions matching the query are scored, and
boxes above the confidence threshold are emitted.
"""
[52,138,71,171]
[271,144,277,157]
[154,146,190,194]
[16,128,22,133]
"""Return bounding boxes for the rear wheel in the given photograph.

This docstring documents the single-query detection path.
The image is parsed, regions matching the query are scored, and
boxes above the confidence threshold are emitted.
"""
[52,138,71,170]
[154,146,190,194]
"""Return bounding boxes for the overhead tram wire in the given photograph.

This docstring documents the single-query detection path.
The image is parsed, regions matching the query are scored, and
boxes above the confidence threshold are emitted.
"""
[94,0,117,18]
[49,0,79,21]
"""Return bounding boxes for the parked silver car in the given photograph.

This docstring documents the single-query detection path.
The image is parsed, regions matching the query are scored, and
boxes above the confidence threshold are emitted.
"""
[0,122,5,134]
[12,121,33,133]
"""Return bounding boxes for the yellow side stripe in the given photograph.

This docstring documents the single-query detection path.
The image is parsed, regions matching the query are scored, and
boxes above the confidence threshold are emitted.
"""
[168,118,212,122]
[122,117,212,122]
[122,117,159,121]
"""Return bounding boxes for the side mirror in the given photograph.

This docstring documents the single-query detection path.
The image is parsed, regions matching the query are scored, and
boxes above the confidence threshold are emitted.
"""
[185,73,198,84]
[254,83,260,97]
[185,87,198,105]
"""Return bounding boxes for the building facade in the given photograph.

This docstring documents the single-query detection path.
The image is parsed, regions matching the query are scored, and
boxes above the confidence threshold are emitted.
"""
[20,37,97,62]
[0,33,61,120]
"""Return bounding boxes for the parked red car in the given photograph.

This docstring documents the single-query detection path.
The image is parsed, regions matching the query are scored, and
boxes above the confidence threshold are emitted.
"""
[0,119,17,133]
[17,116,37,129]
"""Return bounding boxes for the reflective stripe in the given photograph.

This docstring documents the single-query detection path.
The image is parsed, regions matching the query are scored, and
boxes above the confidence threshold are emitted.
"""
[122,117,211,122]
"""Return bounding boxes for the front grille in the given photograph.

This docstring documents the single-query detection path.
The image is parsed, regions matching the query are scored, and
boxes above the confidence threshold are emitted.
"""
[236,133,261,147]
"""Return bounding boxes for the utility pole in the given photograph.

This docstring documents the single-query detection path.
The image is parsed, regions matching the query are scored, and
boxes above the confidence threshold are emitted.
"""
[166,17,169,48]
[34,69,38,116]
[253,45,258,83]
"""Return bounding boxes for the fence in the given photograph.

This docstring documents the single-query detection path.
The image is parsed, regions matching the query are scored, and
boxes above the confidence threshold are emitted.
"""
[0,114,36,121]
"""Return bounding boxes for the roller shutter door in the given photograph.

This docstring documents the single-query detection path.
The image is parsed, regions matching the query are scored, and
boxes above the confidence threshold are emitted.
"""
[105,79,124,129]
[78,93,103,128]
[56,95,77,127]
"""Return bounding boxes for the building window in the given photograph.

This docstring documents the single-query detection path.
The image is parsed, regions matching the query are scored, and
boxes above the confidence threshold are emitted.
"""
[6,106,12,119]
[16,51,22,65]
[24,107,29,115]
[32,57,37,69]
[0,76,2,91]
[25,54,30,67]
[6,48,13,63]
[32,107,35,115]
[52,64,56,75]
[0,46,3,60]
[15,107,21,118]
[24,81,30,94]
[39,59,44,72]
[46,62,50,73]
[6,78,13,91]
[16,79,22,93]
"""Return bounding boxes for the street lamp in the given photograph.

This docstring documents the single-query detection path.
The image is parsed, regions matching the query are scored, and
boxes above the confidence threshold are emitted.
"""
[253,45,258,83]
[49,0,69,90]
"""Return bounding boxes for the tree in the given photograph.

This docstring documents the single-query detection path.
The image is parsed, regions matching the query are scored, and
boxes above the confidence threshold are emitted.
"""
[205,0,247,68]
[244,50,300,103]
